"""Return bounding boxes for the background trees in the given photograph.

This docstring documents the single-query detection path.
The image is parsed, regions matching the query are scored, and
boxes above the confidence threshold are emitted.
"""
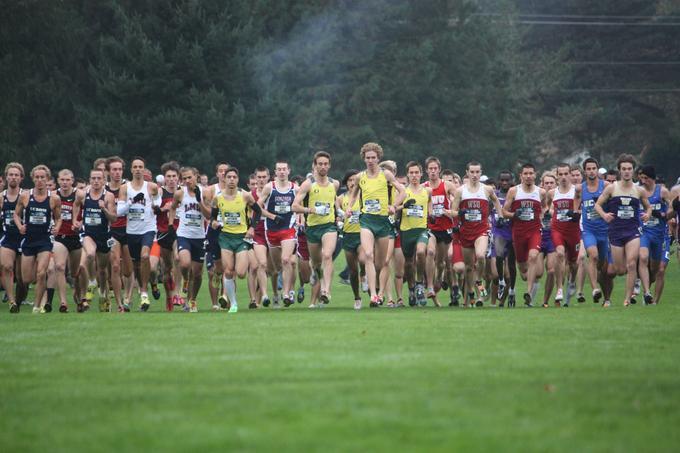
[1,0,678,180]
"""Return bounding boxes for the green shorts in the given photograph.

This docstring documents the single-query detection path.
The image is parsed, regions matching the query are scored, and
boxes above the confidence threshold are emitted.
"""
[306,223,337,244]
[359,214,393,239]
[400,228,430,258]
[342,232,361,252]
[218,232,251,254]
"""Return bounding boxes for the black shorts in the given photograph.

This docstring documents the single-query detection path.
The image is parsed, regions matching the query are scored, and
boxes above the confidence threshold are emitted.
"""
[110,226,127,245]
[157,229,176,251]
[127,231,155,261]
[83,232,113,254]
[55,234,82,252]
[177,236,205,263]
[430,229,453,244]
[20,237,52,257]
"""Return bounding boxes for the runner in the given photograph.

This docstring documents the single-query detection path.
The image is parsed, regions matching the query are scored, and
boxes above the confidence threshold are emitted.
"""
[346,143,405,307]
[336,170,364,309]
[594,154,652,307]
[203,162,230,309]
[637,165,675,305]
[116,157,161,311]
[423,156,459,306]
[492,170,517,307]
[537,172,557,308]
[170,167,212,312]
[212,167,261,313]
[546,163,582,306]
[503,163,547,307]
[248,165,272,308]
[156,161,181,311]
[451,161,503,307]
[259,160,298,307]
[292,151,339,306]
[0,163,27,313]
[74,169,118,312]
[14,165,62,313]
[53,169,83,312]
[580,157,611,305]
[397,161,432,306]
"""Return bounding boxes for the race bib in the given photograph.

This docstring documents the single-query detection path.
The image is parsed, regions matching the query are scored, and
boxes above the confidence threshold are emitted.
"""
[365,199,381,213]
[586,208,600,220]
[29,212,47,225]
[432,204,444,217]
[185,212,202,228]
[617,206,634,220]
[84,212,102,226]
[517,208,534,221]
[4,211,14,226]
[224,212,241,225]
[348,212,360,225]
[556,209,571,222]
[128,206,144,221]
[465,209,482,222]
[61,210,72,221]
[274,202,291,214]
[314,202,331,216]
[644,217,659,227]
[406,205,424,218]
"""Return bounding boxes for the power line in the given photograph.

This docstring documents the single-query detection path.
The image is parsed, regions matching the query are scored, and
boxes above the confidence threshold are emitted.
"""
[472,13,680,20]
[559,88,680,93]
[569,61,680,65]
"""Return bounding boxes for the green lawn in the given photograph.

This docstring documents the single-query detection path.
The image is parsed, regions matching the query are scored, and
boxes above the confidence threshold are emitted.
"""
[1,254,679,452]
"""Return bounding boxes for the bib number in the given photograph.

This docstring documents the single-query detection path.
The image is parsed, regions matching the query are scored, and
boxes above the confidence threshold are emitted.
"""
[128,206,144,221]
[365,199,381,214]
[517,208,534,221]
[617,206,634,220]
[84,212,102,226]
[274,203,291,214]
[185,212,202,228]
[432,204,444,217]
[464,209,482,222]
[313,202,331,216]
[224,212,241,226]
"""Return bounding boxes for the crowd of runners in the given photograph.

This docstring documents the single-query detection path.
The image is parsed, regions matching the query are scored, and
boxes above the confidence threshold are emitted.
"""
[1,142,678,314]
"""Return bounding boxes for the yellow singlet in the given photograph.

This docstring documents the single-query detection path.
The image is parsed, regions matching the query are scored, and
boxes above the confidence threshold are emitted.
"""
[216,190,247,234]
[359,171,389,216]
[307,180,336,227]
[341,195,361,233]
[400,186,429,231]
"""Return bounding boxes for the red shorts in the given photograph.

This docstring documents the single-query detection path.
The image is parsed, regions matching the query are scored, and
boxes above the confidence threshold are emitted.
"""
[266,228,296,247]
[150,241,161,258]
[394,233,401,249]
[254,230,267,247]
[551,228,580,262]
[450,239,464,265]
[297,232,309,261]
[459,230,488,249]
[512,229,541,263]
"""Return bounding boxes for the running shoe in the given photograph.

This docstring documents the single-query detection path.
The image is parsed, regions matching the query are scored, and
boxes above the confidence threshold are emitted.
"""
[228,304,238,313]
[497,279,506,299]
[577,292,586,303]
[554,288,564,302]
[593,289,603,304]
[33,306,41,314]
[319,291,330,305]
[475,299,483,308]
[643,292,654,306]
[542,302,549,308]
[44,302,52,313]
[218,295,230,310]
[475,280,488,298]
[151,284,161,300]
[507,293,516,308]
[211,304,221,311]
[633,279,641,296]
[630,296,637,305]
[523,292,533,308]
[122,302,131,312]
[249,302,258,309]
[602,300,611,308]
[441,279,449,291]
[283,296,294,307]
[262,295,271,307]
[9,303,19,313]
[354,299,362,310]
[190,301,198,313]
[297,287,305,303]
[59,303,68,313]
[85,284,96,303]
[415,285,426,306]
[408,289,417,307]
[369,294,381,308]
[140,294,151,312]
[396,299,405,308]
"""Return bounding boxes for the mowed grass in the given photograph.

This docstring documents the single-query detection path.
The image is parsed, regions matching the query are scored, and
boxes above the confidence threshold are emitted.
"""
[1,253,679,452]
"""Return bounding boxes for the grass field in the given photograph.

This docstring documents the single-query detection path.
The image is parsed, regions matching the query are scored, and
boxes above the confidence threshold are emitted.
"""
[2,254,679,452]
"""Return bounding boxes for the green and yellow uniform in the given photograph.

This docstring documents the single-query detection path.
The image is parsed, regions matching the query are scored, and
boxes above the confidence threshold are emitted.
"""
[358,170,392,238]
[306,180,338,244]
[215,190,251,253]
[341,195,361,252]
[399,186,430,258]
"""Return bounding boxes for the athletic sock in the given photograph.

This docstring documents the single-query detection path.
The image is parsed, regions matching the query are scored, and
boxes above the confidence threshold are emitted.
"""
[224,278,237,307]
[508,288,515,296]
[46,288,55,305]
